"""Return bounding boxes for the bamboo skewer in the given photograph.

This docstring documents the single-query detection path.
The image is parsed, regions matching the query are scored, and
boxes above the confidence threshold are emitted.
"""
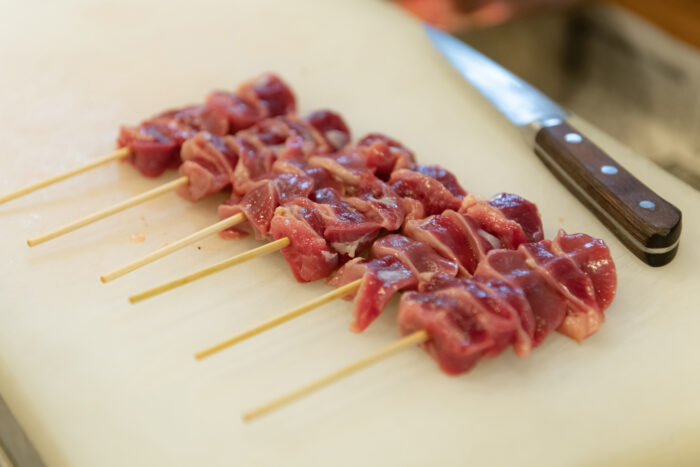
[100,213,246,283]
[129,237,291,303]
[195,278,363,360]
[0,147,131,205]
[242,330,429,422]
[26,176,188,247]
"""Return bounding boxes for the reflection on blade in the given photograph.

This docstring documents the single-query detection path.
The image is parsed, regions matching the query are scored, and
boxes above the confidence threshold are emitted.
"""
[424,25,566,127]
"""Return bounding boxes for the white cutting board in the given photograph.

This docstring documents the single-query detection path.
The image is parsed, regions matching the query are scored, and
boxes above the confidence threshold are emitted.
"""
[1,1,699,466]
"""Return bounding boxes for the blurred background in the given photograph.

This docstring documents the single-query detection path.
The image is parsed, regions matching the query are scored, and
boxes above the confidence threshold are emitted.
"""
[393,0,700,189]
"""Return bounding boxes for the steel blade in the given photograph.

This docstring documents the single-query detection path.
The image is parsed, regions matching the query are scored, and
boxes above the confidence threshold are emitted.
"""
[425,25,566,127]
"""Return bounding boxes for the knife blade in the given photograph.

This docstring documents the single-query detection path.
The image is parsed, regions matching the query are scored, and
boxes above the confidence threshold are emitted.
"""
[425,25,682,266]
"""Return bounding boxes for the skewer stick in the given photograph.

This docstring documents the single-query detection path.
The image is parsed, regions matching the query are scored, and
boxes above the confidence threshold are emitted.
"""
[101,213,246,283]
[0,147,131,205]
[129,237,291,304]
[242,330,429,422]
[26,176,188,247]
[195,278,363,360]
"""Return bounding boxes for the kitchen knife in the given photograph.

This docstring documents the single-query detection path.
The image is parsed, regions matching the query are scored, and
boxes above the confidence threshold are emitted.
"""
[425,25,682,267]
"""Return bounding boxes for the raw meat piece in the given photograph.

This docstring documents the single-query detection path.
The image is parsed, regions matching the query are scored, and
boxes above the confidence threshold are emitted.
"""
[238,72,296,118]
[475,248,567,346]
[553,230,617,311]
[371,234,459,283]
[206,73,295,134]
[398,279,523,375]
[357,133,415,180]
[306,109,352,151]
[229,133,276,196]
[404,210,496,277]
[328,256,418,332]
[312,188,383,257]
[519,241,602,342]
[218,167,316,239]
[389,169,462,216]
[489,193,543,243]
[117,105,225,178]
[345,175,405,231]
[117,122,181,178]
[177,132,238,202]
[413,165,467,198]
[218,180,280,239]
[307,148,374,186]
[460,193,543,249]
[269,200,338,282]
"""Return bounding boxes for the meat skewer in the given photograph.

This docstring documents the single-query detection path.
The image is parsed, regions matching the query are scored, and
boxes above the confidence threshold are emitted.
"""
[132,140,536,305]
[127,134,417,300]
[195,193,542,359]
[25,73,296,247]
[242,230,616,421]
[101,109,353,282]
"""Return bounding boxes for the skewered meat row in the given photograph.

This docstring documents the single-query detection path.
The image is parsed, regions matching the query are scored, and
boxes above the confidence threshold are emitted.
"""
[261,156,616,374]
[177,116,546,288]
[177,110,350,204]
[177,112,415,245]
[398,230,616,374]
[113,74,617,379]
[327,218,615,371]
[116,73,297,178]
[327,192,544,332]
[165,106,617,377]
[112,73,482,272]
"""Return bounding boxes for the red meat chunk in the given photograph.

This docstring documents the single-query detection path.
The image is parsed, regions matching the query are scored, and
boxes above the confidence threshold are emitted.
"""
[328,256,418,333]
[460,193,543,249]
[269,200,339,282]
[218,180,280,239]
[404,210,497,277]
[218,165,316,239]
[117,105,223,178]
[357,133,415,180]
[413,165,467,198]
[229,134,276,196]
[475,248,567,346]
[312,188,383,257]
[164,105,228,138]
[489,193,543,243]
[205,92,265,135]
[371,234,459,283]
[553,230,617,311]
[307,149,375,186]
[475,276,535,356]
[398,278,526,375]
[177,132,238,202]
[238,72,296,118]
[389,169,462,216]
[306,110,352,151]
[117,123,181,178]
[519,241,602,342]
[345,176,405,231]
[206,73,296,135]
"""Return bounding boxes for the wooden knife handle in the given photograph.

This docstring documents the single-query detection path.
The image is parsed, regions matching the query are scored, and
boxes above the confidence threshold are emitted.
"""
[534,120,682,267]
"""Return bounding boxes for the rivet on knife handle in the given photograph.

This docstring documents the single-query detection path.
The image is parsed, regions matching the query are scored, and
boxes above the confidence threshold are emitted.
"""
[534,120,682,267]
